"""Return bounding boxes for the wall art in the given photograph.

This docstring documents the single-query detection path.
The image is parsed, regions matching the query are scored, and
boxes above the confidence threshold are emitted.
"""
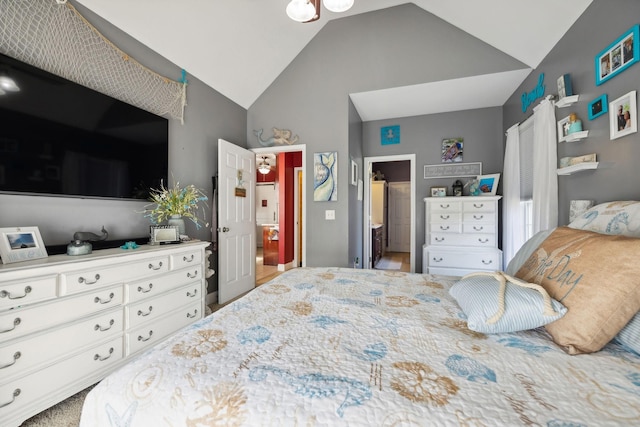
[588,94,608,120]
[609,90,637,140]
[441,138,463,163]
[380,125,400,145]
[313,151,337,201]
[595,24,639,86]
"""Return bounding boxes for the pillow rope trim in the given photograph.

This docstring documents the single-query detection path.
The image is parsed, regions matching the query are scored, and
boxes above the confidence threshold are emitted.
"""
[462,271,560,324]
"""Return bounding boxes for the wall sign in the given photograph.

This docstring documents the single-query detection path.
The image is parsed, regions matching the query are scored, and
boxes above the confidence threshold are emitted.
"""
[521,73,546,113]
[423,162,482,179]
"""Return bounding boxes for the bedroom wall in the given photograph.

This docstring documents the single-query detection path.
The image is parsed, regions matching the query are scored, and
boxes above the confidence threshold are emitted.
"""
[348,99,364,268]
[363,108,504,272]
[503,0,640,224]
[0,1,246,294]
[247,4,525,268]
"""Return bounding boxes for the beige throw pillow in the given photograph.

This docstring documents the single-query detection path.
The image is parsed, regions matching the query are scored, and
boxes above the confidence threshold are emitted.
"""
[515,226,640,354]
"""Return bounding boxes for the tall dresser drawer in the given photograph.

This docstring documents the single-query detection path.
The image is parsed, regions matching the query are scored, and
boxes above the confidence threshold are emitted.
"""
[126,282,201,329]
[171,249,203,270]
[429,233,496,247]
[462,200,496,212]
[463,212,495,223]
[0,285,123,343]
[429,201,462,213]
[427,248,501,270]
[60,257,169,295]
[0,276,57,311]
[127,266,202,303]
[462,223,496,234]
[0,307,122,381]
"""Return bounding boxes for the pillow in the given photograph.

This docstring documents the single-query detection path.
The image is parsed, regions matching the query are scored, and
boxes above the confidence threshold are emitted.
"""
[568,201,640,237]
[614,312,640,355]
[449,272,567,334]
[515,226,640,354]
[505,229,554,276]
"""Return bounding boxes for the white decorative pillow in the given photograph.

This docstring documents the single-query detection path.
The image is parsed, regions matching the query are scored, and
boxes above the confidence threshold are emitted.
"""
[568,201,640,237]
[505,229,554,275]
[449,273,567,334]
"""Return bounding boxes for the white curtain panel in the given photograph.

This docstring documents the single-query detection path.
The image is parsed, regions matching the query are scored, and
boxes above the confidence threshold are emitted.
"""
[532,98,558,233]
[502,123,524,267]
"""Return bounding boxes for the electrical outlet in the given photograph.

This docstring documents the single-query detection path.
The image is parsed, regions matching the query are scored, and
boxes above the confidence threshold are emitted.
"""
[325,210,335,220]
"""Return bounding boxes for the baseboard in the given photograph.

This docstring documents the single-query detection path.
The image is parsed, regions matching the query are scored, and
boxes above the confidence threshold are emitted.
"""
[277,261,295,272]
[206,291,217,306]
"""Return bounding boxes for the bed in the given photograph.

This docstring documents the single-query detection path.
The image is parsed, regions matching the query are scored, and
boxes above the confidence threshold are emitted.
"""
[80,202,640,426]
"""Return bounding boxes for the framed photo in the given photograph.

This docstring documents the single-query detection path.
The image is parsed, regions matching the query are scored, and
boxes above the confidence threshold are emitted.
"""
[588,94,608,120]
[380,125,400,145]
[595,24,639,86]
[350,159,358,186]
[0,226,48,264]
[557,115,571,142]
[430,186,447,197]
[441,138,463,163]
[609,90,637,140]
[149,225,180,245]
[476,173,500,196]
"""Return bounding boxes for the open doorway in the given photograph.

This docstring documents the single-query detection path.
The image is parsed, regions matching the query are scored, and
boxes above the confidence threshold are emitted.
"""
[252,145,306,284]
[364,154,416,273]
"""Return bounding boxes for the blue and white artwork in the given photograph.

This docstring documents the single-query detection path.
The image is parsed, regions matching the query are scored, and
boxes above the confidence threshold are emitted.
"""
[314,151,337,201]
[381,125,400,145]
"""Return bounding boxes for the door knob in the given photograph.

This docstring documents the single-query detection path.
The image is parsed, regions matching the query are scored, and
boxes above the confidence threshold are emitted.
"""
[222,227,230,232]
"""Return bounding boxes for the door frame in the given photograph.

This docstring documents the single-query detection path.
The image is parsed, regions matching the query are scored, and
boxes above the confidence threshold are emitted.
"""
[363,154,416,272]
[252,144,307,268]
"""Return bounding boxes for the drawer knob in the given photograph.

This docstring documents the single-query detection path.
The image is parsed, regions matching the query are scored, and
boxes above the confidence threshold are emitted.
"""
[0,317,21,334]
[474,226,484,231]
[435,237,445,242]
[473,203,484,208]
[183,254,195,263]
[432,257,443,263]
[137,306,153,317]
[439,226,450,231]
[478,238,489,244]
[187,309,199,319]
[94,293,115,305]
[439,215,450,220]
[79,274,100,285]
[137,283,154,294]
[0,389,20,409]
[95,319,115,332]
[138,330,154,342]
[473,215,484,220]
[482,260,493,265]
[187,270,199,279]
[0,286,32,300]
[187,289,198,298]
[0,351,21,369]
[94,347,114,362]
[148,262,163,270]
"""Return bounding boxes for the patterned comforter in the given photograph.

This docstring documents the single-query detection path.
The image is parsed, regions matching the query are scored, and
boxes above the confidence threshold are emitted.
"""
[79,267,640,426]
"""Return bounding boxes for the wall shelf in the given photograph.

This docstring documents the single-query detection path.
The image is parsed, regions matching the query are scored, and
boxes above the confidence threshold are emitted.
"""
[561,130,589,142]
[556,95,579,108]
[557,162,599,175]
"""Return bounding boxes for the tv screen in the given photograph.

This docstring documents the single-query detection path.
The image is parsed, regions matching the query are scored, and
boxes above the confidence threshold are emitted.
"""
[0,52,168,199]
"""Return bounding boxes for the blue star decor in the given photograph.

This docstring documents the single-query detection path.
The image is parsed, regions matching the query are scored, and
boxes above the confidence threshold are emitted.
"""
[381,125,400,145]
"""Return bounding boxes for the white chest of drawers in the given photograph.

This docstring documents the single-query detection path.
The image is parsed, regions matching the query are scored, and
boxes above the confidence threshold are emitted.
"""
[0,240,209,427]
[423,196,502,276]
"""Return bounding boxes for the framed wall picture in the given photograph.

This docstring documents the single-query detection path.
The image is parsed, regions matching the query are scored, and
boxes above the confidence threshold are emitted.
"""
[380,125,400,145]
[476,173,500,196]
[313,151,337,201]
[609,90,637,140]
[588,94,608,120]
[0,226,48,264]
[595,24,639,86]
[350,159,358,186]
[441,138,463,163]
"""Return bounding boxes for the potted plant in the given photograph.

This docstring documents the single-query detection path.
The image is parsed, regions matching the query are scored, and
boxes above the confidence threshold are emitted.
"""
[143,180,209,235]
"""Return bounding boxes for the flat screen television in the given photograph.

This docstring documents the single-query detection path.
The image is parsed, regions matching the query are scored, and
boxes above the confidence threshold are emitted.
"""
[0,52,168,200]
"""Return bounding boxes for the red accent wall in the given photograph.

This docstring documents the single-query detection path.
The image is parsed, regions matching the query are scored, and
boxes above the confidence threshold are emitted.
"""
[278,152,302,265]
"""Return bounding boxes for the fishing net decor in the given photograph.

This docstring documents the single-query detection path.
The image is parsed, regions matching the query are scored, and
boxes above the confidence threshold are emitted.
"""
[0,0,187,122]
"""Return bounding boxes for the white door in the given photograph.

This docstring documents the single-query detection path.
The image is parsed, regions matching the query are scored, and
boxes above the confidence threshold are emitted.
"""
[388,182,411,252]
[218,139,256,304]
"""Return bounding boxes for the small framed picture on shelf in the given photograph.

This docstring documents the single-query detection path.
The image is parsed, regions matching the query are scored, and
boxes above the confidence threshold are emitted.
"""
[557,115,571,142]
[588,94,608,120]
[430,186,447,197]
[476,173,500,196]
[609,90,637,140]
[0,226,48,264]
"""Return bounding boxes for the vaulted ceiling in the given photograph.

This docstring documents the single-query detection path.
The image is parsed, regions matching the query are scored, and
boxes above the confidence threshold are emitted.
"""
[75,0,593,120]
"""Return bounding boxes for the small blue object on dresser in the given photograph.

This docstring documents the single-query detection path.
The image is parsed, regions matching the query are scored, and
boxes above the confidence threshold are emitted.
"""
[120,241,139,250]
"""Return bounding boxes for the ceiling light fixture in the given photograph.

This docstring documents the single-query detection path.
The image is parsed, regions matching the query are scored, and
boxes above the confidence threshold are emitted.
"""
[258,158,272,175]
[286,0,354,23]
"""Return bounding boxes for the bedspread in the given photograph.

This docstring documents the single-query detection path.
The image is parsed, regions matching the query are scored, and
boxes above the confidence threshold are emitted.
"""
[79,267,640,426]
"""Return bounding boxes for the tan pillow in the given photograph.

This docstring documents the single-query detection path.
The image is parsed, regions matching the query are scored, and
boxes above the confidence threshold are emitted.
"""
[515,226,640,354]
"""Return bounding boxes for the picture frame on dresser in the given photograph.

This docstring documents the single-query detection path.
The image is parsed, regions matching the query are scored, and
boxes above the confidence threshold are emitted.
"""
[0,226,48,264]
[476,173,500,196]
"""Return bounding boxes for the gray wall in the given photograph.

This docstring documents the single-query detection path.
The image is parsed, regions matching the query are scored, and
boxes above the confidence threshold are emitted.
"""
[503,0,640,224]
[363,108,504,272]
[0,2,246,293]
[348,99,364,268]
[248,4,524,268]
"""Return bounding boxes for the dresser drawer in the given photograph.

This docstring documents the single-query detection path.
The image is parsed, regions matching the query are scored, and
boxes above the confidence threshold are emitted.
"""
[0,336,122,420]
[429,223,462,233]
[428,201,462,213]
[126,300,201,355]
[127,265,202,304]
[60,256,169,295]
[429,233,496,247]
[126,282,201,329]
[170,249,203,270]
[0,285,123,343]
[0,276,57,311]
[462,200,497,213]
[462,223,496,234]
[463,212,496,223]
[430,212,462,224]
[0,307,122,382]
[427,248,501,270]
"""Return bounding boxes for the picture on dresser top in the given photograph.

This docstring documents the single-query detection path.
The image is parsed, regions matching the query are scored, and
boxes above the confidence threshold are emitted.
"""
[0,226,48,264]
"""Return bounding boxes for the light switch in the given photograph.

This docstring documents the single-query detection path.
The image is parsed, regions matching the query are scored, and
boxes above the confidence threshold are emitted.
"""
[325,210,335,220]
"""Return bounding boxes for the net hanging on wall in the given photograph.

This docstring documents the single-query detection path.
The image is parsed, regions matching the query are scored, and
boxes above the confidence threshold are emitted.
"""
[0,0,187,122]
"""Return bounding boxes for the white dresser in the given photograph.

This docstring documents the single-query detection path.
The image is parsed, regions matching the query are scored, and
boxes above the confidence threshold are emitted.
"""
[423,196,502,275]
[0,240,210,427]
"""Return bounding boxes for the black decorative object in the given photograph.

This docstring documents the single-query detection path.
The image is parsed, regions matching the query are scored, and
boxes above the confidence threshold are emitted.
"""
[452,180,463,196]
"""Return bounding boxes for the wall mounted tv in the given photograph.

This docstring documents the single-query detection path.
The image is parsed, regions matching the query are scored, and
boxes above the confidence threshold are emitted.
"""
[0,52,168,200]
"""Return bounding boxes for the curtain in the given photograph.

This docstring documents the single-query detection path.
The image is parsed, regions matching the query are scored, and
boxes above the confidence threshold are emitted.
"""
[502,123,524,266]
[532,97,558,232]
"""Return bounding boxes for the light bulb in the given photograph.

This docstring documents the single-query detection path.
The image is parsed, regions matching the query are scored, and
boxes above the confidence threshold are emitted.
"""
[323,0,353,13]
[286,0,317,22]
